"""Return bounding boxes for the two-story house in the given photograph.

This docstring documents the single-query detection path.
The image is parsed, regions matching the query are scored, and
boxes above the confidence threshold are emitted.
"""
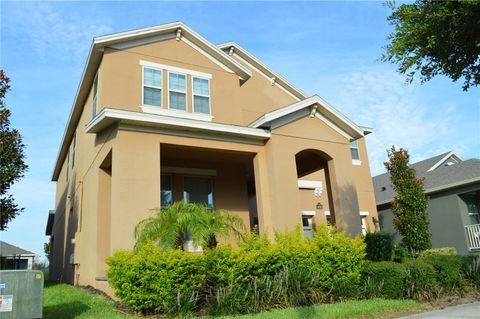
[45,22,378,293]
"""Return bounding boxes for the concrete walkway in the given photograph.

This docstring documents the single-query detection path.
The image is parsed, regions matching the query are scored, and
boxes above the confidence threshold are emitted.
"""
[399,302,480,318]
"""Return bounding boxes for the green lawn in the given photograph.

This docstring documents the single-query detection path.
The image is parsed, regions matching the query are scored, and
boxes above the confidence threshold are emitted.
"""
[44,282,423,319]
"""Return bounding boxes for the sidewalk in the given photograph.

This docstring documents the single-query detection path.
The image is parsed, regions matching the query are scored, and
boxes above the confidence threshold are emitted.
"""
[399,302,480,318]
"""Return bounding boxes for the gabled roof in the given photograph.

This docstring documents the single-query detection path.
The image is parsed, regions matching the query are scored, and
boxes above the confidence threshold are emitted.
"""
[0,241,37,257]
[218,41,307,101]
[373,152,480,205]
[52,22,253,181]
[249,95,367,140]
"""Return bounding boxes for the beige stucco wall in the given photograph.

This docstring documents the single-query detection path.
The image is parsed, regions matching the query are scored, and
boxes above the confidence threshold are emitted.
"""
[50,34,378,294]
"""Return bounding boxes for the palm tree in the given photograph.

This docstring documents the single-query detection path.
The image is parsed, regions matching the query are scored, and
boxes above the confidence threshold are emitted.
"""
[134,201,245,251]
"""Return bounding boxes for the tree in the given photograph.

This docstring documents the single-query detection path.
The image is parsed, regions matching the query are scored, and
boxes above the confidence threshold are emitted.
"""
[383,0,480,91]
[134,201,246,251]
[0,70,28,230]
[385,146,431,252]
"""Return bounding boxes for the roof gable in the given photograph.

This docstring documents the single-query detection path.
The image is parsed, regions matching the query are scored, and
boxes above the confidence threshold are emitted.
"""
[0,241,36,256]
[249,95,367,140]
[218,41,307,101]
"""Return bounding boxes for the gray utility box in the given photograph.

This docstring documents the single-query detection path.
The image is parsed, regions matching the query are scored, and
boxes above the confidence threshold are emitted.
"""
[0,270,43,319]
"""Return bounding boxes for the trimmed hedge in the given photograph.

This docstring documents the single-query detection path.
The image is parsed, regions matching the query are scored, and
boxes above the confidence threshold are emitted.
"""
[404,259,439,300]
[420,255,467,292]
[361,261,407,299]
[107,225,366,315]
[364,232,393,261]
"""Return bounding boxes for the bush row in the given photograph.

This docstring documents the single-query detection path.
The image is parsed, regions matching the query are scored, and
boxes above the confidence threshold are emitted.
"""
[107,226,365,316]
[361,255,477,301]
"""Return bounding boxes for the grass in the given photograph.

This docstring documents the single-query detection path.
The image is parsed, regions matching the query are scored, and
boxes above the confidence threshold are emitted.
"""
[43,282,132,319]
[43,282,422,319]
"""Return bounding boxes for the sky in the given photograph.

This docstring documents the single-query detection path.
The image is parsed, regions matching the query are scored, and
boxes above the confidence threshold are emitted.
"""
[1,1,479,260]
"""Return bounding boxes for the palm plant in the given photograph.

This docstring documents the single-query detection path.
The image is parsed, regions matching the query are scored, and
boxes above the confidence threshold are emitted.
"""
[134,201,245,251]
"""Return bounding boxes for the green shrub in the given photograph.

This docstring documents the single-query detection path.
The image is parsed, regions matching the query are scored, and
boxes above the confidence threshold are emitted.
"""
[464,255,480,287]
[420,255,465,292]
[361,261,407,299]
[364,232,393,261]
[417,247,457,257]
[107,243,205,315]
[392,244,411,263]
[403,259,440,301]
[108,225,365,315]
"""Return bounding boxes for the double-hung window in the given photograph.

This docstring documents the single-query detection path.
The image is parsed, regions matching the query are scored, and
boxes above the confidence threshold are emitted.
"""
[168,72,187,111]
[192,77,210,114]
[143,68,162,106]
[350,140,360,161]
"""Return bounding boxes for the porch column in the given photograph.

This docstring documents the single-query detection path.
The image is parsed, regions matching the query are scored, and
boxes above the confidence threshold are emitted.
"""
[110,131,161,251]
[253,151,274,238]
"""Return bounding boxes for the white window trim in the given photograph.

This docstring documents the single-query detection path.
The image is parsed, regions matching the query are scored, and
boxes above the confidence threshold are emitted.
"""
[167,71,187,111]
[360,211,369,216]
[192,76,212,115]
[302,210,316,216]
[140,105,213,122]
[324,211,331,216]
[352,159,362,166]
[142,66,163,107]
[140,60,212,79]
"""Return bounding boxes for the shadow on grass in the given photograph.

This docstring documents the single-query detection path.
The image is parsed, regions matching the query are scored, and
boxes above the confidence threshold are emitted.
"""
[43,301,90,319]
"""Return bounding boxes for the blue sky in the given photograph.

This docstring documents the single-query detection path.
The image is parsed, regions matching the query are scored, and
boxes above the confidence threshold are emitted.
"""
[1,1,479,259]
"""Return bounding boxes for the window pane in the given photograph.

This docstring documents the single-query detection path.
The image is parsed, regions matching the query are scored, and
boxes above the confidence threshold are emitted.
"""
[169,73,186,91]
[349,140,358,148]
[194,96,209,114]
[169,91,186,110]
[183,177,213,208]
[193,78,209,96]
[161,175,172,207]
[143,87,161,106]
[350,148,360,160]
[144,68,161,87]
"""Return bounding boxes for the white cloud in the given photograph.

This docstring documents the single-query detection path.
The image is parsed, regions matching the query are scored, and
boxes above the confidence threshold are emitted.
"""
[5,2,112,61]
[332,67,467,175]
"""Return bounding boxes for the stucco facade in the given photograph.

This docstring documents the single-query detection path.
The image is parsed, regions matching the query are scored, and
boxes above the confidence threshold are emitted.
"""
[47,22,378,293]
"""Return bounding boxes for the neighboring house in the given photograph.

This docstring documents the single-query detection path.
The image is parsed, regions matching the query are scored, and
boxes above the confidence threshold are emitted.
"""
[373,152,480,255]
[46,22,378,293]
[0,241,37,270]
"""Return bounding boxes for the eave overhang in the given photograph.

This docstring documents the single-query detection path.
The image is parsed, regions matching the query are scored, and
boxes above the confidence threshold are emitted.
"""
[86,108,271,142]
[249,95,367,140]
[218,41,307,101]
[51,22,253,181]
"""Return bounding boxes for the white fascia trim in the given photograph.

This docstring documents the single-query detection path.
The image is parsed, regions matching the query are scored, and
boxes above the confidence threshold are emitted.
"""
[360,211,369,216]
[140,60,213,79]
[302,211,316,216]
[86,108,271,140]
[427,152,463,172]
[324,211,331,216]
[298,180,323,189]
[218,41,307,100]
[249,95,363,139]
[141,105,213,122]
[94,22,252,80]
[361,126,373,135]
[229,52,301,101]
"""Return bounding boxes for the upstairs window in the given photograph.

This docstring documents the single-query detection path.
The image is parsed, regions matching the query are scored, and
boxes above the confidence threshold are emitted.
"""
[350,140,360,161]
[92,74,98,117]
[143,68,162,106]
[168,72,187,111]
[192,77,210,114]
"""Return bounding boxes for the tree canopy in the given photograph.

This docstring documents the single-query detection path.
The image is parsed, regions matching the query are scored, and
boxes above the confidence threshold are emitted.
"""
[383,0,480,91]
[0,70,28,230]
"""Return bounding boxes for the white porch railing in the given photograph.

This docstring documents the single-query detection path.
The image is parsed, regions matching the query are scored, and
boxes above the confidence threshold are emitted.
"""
[465,224,480,251]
